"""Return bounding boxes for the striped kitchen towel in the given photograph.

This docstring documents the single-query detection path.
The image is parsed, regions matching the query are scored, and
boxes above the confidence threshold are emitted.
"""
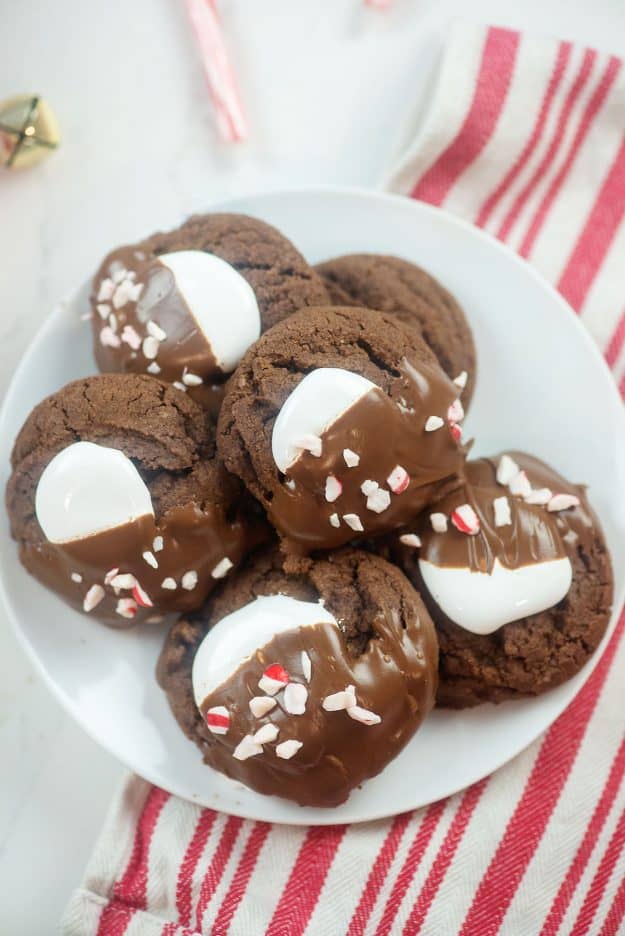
[62,23,625,936]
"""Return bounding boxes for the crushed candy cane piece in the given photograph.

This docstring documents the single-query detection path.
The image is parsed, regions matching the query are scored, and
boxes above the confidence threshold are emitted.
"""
[121,325,141,350]
[325,475,342,502]
[425,415,444,432]
[283,683,308,715]
[387,465,409,494]
[116,597,138,619]
[233,735,263,760]
[493,496,511,527]
[153,536,164,552]
[249,696,277,718]
[450,423,462,442]
[211,557,233,580]
[181,570,199,590]
[329,513,340,528]
[96,303,110,319]
[161,577,177,590]
[366,487,391,513]
[447,399,465,424]
[509,471,532,498]
[343,448,360,467]
[293,434,322,458]
[147,320,167,341]
[399,533,421,547]
[343,513,364,532]
[172,381,187,392]
[147,361,161,375]
[301,651,312,682]
[525,487,552,505]
[322,685,357,712]
[548,493,581,512]
[451,504,480,535]
[100,326,121,348]
[453,371,468,389]
[104,567,119,586]
[259,664,290,696]
[361,480,379,497]
[497,454,519,486]
[205,706,229,734]
[142,336,159,359]
[143,550,158,569]
[71,572,83,583]
[276,739,303,760]
[182,371,203,387]
[83,584,105,612]
[253,723,280,744]
[347,705,381,726]
[110,573,136,590]
[430,513,448,533]
[97,278,115,302]
[132,582,153,608]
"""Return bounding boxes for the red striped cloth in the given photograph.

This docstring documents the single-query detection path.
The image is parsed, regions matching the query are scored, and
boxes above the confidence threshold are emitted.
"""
[63,24,625,936]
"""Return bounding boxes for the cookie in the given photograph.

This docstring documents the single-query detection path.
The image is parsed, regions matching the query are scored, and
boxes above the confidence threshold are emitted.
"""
[217,306,466,551]
[90,213,329,417]
[6,374,266,627]
[157,546,438,807]
[389,452,613,707]
[316,254,476,406]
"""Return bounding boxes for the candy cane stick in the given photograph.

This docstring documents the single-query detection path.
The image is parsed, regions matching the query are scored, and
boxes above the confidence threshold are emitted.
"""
[184,0,247,142]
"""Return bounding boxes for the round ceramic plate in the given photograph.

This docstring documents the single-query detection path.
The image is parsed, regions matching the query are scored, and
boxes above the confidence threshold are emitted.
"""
[2,188,625,825]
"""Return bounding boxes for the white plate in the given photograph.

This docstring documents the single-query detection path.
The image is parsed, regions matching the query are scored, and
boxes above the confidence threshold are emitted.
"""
[2,187,625,826]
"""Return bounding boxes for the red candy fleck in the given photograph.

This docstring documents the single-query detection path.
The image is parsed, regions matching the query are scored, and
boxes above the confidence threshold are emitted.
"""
[132,582,153,608]
[450,423,462,442]
[387,465,410,494]
[264,664,289,683]
[451,504,480,535]
[205,706,230,735]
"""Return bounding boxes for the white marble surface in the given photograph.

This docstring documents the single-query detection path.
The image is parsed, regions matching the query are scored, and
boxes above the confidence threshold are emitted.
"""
[2,1,625,931]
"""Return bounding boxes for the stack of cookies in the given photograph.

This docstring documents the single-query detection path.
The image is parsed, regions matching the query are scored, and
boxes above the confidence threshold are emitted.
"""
[5,213,613,808]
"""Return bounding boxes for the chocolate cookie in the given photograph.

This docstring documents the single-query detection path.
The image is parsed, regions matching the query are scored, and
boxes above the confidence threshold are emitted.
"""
[157,546,438,807]
[316,254,476,406]
[90,213,329,417]
[389,452,613,707]
[217,306,466,551]
[6,374,266,627]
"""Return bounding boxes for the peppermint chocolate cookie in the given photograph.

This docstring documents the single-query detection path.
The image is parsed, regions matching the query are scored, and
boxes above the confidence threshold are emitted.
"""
[90,213,329,416]
[217,306,466,550]
[316,254,476,406]
[390,452,613,707]
[6,374,265,627]
[157,546,438,807]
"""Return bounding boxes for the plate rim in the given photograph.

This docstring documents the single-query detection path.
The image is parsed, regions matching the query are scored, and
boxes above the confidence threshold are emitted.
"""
[1,184,624,825]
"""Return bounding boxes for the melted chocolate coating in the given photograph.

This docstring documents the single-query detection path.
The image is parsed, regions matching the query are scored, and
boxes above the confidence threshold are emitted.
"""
[158,548,439,807]
[21,503,264,628]
[271,361,464,549]
[92,248,225,413]
[416,452,596,573]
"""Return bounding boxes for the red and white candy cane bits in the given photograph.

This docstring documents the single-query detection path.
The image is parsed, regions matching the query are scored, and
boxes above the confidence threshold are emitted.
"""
[451,504,481,535]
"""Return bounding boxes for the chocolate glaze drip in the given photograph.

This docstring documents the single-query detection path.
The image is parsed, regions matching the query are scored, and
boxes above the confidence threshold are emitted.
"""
[196,602,438,807]
[21,503,264,628]
[91,247,225,414]
[270,359,464,549]
[416,452,596,574]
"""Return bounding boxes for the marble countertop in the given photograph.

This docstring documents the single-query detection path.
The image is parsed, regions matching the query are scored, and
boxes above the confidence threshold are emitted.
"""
[2,0,625,930]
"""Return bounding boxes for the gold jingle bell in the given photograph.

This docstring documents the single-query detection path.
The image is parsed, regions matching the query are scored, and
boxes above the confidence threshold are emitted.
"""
[0,94,60,169]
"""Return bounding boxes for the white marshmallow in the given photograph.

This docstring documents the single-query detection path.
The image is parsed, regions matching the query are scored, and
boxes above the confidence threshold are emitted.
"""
[35,442,153,543]
[155,251,261,374]
[191,595,337,709]
[418,556,573,635]
[271,368,377,473]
